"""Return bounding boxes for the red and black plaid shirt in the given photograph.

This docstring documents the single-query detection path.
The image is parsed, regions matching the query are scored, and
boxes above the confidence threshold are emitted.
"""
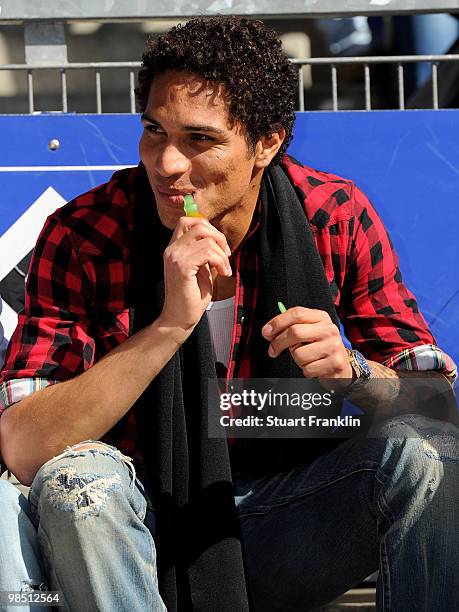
[1,157,455,457]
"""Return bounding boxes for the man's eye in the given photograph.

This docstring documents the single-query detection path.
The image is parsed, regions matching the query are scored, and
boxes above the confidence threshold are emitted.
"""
[191,133,213,142]
[144,124,164,134]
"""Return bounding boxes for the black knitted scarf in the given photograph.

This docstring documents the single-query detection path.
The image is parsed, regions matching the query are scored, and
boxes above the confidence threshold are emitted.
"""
[129,162,342,611]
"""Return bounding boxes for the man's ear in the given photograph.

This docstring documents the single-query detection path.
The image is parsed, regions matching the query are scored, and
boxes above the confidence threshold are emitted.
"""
[253,128,286,168]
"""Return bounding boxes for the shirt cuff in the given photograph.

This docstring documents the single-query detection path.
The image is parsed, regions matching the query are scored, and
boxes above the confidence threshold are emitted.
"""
[0,378,58,414]
[382,344,457,384]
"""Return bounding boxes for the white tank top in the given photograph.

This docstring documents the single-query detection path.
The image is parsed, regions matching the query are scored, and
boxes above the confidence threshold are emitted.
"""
[206,296,235,369]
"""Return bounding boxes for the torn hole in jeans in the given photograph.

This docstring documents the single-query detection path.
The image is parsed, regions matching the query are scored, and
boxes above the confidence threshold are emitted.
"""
[20,581,48,592]
[43,465,121,519]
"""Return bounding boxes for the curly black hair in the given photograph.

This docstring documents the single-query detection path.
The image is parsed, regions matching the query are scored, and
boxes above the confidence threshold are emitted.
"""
[136,16,298,165]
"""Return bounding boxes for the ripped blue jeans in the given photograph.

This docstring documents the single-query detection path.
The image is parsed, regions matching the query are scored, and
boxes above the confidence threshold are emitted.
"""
[3,414,458,611]
[234,414,459,611]
[25,441,166,612]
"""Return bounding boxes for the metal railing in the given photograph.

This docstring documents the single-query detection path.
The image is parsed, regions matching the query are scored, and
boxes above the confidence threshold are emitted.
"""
[1,0,458,20]
[292,53,459,111]
[0,54,457,114]
[0,62,140,114]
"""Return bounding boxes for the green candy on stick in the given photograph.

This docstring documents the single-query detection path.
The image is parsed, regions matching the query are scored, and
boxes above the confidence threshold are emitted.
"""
[183,194,205,218]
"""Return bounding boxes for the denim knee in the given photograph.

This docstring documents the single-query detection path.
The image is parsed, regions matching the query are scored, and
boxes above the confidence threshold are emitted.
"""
[374,414,458,517]
[29,441,141,522]
[376,413,458,462]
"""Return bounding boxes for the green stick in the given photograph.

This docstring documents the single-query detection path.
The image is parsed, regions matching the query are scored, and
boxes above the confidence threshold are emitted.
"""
[277,301,287,313]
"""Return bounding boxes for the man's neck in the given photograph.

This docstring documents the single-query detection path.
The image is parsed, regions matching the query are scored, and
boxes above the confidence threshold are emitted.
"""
[210,168,264,301]
[211,170,263,253]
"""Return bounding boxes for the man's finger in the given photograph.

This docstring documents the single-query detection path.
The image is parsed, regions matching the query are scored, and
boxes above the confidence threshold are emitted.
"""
[262,307,331,340]
[289,340,333,368]
[172,215,211,239]
[172,217,231,255]
[267,322,334,356]
[301,357,337,379]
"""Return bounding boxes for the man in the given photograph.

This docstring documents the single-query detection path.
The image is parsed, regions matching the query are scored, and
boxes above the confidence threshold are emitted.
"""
[0,16,457,612]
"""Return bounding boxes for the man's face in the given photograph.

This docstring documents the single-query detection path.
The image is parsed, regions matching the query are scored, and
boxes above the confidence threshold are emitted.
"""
[139,70,260,230]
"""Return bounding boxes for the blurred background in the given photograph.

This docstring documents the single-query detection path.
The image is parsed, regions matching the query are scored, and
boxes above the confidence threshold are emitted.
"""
[1,12,459,114]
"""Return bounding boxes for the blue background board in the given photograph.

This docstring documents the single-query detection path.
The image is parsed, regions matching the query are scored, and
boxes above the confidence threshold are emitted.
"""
[0,111,458,363]
[0,114,141,232]
[288,111,459,365]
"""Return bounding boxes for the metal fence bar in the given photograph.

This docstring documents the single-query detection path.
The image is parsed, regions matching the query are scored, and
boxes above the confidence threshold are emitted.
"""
[331,64,338,112]
[397,63,405,110]
[27,70,34,113]
[3,0,458,20]
[96,70,102,114]
[0,54,458,72]
[291,53,459,66]
[298,66,305,112]
[2,53,459,115]
[364,64,371,111]
[432,63,439,109]
[61,69,68,113]
[129,70,136,114]
[3,0,455,20]
[0,62,141,70]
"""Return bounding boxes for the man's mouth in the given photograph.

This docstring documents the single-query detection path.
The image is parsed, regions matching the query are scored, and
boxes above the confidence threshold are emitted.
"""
[158,188,195,196]
[156,188,196,208]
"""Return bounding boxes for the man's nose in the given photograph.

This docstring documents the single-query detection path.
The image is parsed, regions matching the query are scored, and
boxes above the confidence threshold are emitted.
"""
[155,143,191,177]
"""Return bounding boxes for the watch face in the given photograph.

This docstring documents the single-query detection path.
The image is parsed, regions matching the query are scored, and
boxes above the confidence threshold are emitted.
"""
[354,350,371,378]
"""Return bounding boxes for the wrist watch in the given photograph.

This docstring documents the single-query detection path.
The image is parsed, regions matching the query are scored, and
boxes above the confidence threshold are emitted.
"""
[344,349,372,394]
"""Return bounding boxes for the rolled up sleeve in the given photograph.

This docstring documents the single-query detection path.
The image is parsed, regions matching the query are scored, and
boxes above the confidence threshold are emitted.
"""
[0,215,95,413]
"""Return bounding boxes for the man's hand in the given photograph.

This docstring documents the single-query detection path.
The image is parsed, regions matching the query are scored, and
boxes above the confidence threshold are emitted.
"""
[260,307,457,423]
[160,216,232,332]
[261,306,353,382]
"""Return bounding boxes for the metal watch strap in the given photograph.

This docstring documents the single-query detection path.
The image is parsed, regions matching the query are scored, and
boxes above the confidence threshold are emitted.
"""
[343,349,371,395]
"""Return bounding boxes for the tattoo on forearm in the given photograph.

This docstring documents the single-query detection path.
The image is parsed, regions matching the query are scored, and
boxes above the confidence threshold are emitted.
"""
[346,360,455,422]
